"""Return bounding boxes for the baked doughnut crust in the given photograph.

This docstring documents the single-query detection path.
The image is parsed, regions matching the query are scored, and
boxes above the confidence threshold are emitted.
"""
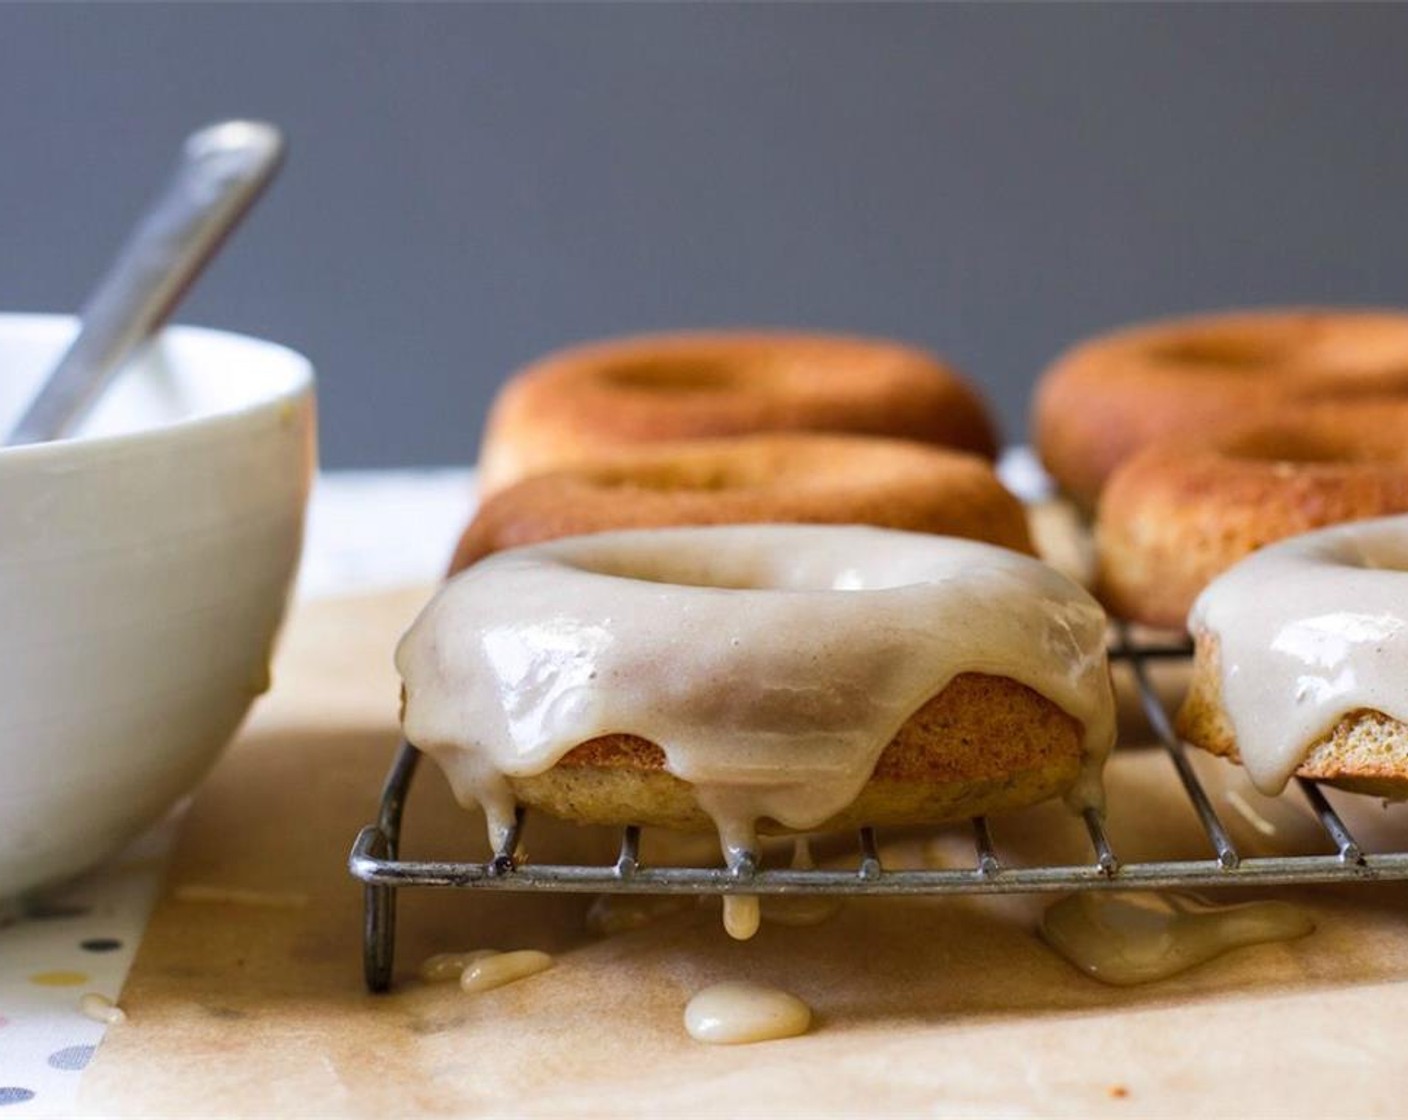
[1034,308,1408,509]
[507,672,1085,832]
[398,525,1116,852]
[478,332,998,494]
[453,433,1032,571]
[1095,406,1408,629]
[1178,633,1408,799]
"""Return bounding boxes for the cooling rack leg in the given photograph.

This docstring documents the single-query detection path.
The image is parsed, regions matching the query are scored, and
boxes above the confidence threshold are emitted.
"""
[364,879,397,994]
[361,741,421,993]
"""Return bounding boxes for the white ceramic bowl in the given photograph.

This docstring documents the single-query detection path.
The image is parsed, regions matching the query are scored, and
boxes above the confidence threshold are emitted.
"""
[0,314,315,899]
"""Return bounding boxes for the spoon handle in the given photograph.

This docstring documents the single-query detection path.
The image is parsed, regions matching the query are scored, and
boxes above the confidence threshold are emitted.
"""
[6,120,285,446]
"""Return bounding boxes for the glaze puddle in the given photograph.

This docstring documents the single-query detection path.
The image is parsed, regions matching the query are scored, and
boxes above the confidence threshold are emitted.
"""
[418,949,501,983]
[685,982,812,1044]
[1040,891,1314,986]
[459,950,554,994]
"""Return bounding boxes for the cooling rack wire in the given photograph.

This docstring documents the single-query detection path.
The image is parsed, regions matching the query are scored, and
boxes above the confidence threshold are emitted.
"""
[350,624,1407,992]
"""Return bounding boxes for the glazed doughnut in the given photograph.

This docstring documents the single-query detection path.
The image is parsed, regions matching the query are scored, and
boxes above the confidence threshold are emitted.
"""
[398,525,1116,863]
[1177,515,1408,798]
[452,433,1032,571]
[1034,308,1408,508]
[478,332,998,494]
[1095,405,1408,629]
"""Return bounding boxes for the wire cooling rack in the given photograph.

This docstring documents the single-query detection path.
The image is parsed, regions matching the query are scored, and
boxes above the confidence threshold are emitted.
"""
[349,626,1408,992]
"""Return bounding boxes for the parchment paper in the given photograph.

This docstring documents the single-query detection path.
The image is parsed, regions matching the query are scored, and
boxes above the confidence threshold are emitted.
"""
[79,585,1408,1118]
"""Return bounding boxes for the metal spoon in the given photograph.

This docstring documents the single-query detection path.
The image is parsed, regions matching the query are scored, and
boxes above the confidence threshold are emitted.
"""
[5,119,285,446]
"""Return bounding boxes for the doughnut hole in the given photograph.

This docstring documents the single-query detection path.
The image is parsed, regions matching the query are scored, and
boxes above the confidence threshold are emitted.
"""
[600,356,740,394]
[561,529,932,592]
[560,438,910,497]
[579,550,768,591]
[1150,317,1408,377]
[1295,317,1408,374]
[1292,381,1408,406]
[1150,329,1291,371]
[580,460,751,494]
[1215,424,1401,467]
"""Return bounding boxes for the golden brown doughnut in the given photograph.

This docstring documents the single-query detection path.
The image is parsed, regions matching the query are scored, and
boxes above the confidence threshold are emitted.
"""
[477,332,998,494]
[1179,634,1408,800]
[452,433,1032,572]
[1175,513,1408,798]
[398,525,1116,856]
[1034,308,1408,509]
[508,672,1086,834]
[1095,404,1408,629]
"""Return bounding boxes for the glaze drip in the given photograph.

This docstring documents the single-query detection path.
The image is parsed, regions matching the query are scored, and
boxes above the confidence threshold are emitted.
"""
[757,838,843,928]
[722,895,760,941]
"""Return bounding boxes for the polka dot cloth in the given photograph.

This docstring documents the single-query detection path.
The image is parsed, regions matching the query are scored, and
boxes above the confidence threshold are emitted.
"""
[45,1047,95,1072]
[0,820,174,1116]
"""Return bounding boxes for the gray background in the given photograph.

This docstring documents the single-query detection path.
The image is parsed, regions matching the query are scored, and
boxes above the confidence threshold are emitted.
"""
[2,3,1406,468]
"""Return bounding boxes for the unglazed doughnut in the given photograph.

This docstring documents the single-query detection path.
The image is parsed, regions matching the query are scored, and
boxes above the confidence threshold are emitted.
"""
[1034,308,1408,508]
[397,525,1117,866]
[1177,515,1408,798]
[452,433,1032,571]
[477,332,998,494]
[1095,405,1408,629]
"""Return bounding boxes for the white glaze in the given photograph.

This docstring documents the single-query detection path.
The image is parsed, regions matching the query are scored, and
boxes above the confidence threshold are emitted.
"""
[1041,892,1314,986]
[1224,790,1278,837]
[759,838,844,927]
[1189,515,1408,793]
[397,525,1116,866]
[721,895,761,940]
[419,949,501,982]
[459,950,554,994]
[79,992,127,1025]
[684,982,812,1044]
